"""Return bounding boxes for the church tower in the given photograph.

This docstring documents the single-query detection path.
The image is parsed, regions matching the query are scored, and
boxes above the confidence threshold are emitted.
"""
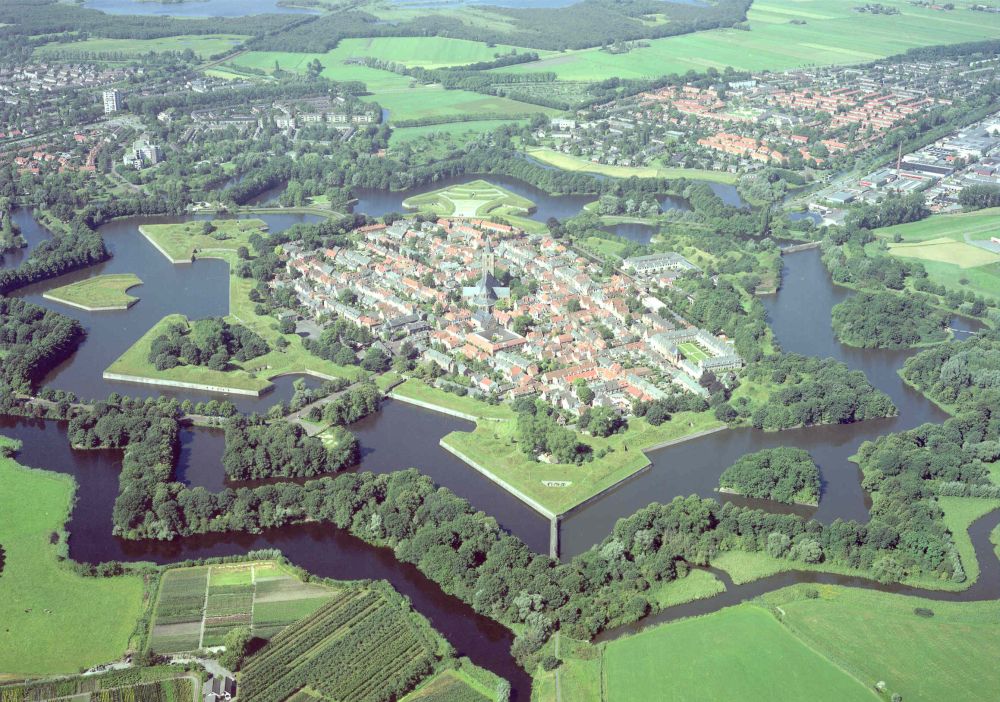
[482,238,495,277]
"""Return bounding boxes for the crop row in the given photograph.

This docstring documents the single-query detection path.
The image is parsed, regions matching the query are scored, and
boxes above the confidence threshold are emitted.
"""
[89,679,193,702]
[240,590,436,702]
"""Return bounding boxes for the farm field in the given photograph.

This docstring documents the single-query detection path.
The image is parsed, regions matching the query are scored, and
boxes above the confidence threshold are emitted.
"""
[0,436,145,676]
[0,668,197,701]
[763,585,1000,702]
[402,179,535,217]
[876,208,1000,299]
[148,561,336,654]
[603,605,875,702]
[526,147,738,184]
[36,34,248,60]
[43,273,143,311]
[238,583,444,702]
[499,0,1000,81]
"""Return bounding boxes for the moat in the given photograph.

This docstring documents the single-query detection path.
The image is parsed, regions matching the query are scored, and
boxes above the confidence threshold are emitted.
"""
[2,186,994,699]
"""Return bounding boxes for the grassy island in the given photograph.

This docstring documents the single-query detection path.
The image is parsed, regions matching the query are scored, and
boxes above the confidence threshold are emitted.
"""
[0,436,145,675]
[137,218,268,264]
[42,273,143,311]
[402,179,535,218]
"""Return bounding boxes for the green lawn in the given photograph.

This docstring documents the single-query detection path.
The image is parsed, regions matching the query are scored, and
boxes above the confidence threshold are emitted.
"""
[499,0,1000,80]
[37,34,248,60]
[402,179,535,217]
[0,436,145,676]
[42,273,143,311]
[138,219,267,264]
[649,568,726,609]
[526,147,737,184]
[390,378,516,420]
[603,605,874,702]
[764,584,1000,702]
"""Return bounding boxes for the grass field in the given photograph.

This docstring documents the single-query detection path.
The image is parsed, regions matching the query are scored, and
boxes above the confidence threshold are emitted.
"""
[876,208,1000,299]
[43,273,143,311]
[764,585,1000,702]
[228,41,557,124]
[401,668,493,702]
[37,34,248,60]
[603,605,875,702]
[402,179,535,217]
[0,436,145,676]
[389,119,530,145]
[526,147,738,184]
[149,560,336,654]
[138,218,267,264]
[499,0,1000,80]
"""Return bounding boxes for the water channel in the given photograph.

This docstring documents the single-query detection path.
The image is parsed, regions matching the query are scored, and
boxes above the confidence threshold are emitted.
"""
[3,182,996,696]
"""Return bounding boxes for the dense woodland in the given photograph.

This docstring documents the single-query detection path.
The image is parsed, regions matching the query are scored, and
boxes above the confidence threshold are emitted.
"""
[832,291,949,349]
[902,329,1000,410]
[718,447,820,505]
[223,416,358,480]
[720,353,897,430]
[0,298,84,392]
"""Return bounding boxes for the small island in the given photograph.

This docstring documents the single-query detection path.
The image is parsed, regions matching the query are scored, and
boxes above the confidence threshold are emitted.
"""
[402,179,535,218]
[718,447,821,506]
[42,274,143,312]
[831,291,949,349]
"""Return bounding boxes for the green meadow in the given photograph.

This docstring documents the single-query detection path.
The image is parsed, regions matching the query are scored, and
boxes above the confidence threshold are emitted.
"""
[37,34,248,60]
[499,0,1000,80]
[603,605,874,702]
[389,119,531,145]
[0,437,145,676]
[764,585,1000,702]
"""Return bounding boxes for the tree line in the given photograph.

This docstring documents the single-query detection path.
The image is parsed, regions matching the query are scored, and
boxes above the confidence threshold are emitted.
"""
[0,298,84,392]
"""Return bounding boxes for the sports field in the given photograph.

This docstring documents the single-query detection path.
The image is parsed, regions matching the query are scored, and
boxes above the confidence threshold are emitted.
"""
[36,34,248,60]
[402,179,535,217]
[764,585,1000,702]
[498,0,1000,80]
[148,560,336,653]
[604,605,874,702]
[876,208,1000,299]
[43,273,143,311]
[0,436,145,676]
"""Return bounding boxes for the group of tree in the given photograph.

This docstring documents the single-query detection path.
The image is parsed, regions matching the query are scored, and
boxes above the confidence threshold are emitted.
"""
[222,415,358,480]
[302,319,374,368]
[901,328,1000,411]
[0,297,84,392]
[717,353,897,430]
[0,228,108,295]
[845,192,929,230]
[718,447,820,505]
[317,382,381,426]
[147,318,270,372]
[515,403,592,465]
[958,184,1000,211]
[831,291,949,349]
